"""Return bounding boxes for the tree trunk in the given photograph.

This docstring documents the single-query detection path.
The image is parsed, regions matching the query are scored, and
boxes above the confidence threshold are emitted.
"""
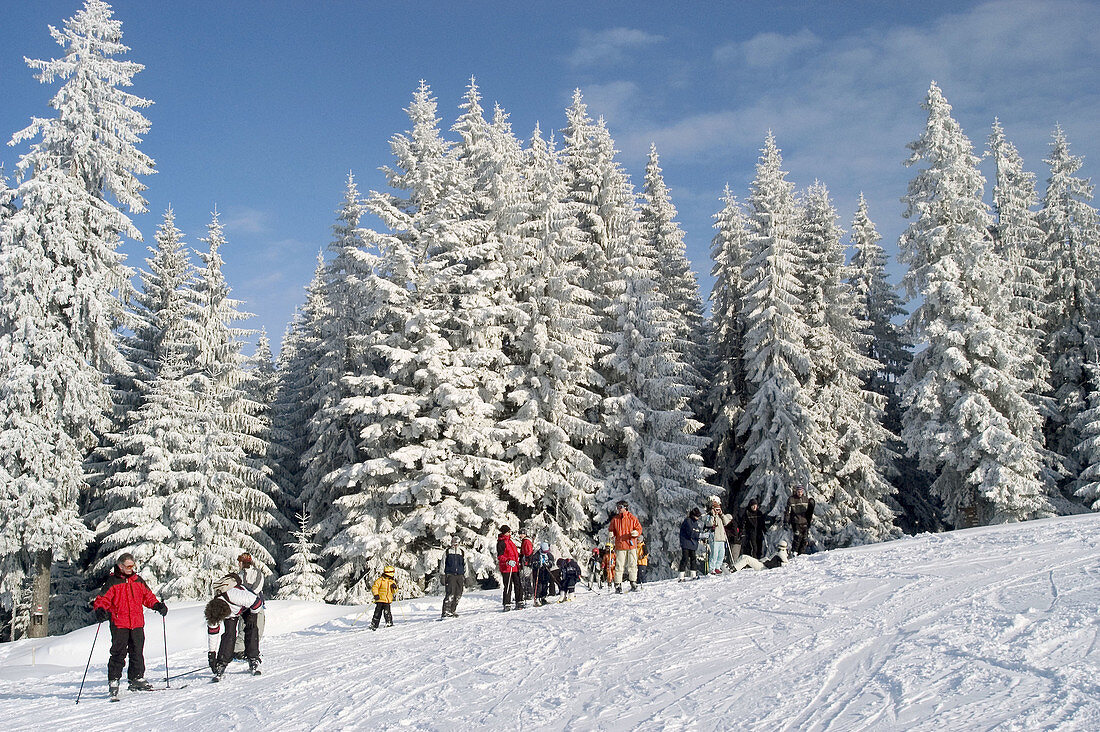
[27,549,53,638]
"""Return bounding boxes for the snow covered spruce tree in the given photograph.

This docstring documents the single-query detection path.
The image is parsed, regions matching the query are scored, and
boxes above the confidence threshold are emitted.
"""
[734,134,815,519]
[1039,126,1100,502]
[495,125,603,560]
[897,82,1050,528]
[0,0,153,635]
[706,188,750,499]
[154,213,278,599]
[91,210,196,584]
[276,512,326,601]
[796,183,897,546]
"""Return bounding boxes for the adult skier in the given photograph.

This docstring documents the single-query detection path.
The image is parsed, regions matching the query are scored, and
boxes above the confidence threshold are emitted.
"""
[784,485,816,555]
[92,553,168,700]
[204,573,263,680]
[678,507,705,581]
[496,525,525,611]
[740,498,771,559]
[732,540,790,571]
[233,552,265,659]
[531,542,556,606]
[705,496,733,574]
[608,500,643,593]
[441,537,466,618]
[369,566,398,631]
[588,545,602,590]
[557,556,582,602]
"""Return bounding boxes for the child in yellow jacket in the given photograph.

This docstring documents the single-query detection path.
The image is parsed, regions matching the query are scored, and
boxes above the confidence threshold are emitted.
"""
[370,566,398,631]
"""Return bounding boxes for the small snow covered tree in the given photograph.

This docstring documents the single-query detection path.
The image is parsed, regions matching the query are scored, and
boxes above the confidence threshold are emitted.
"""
[735,134,815,518]
[1039,126,1100,494]
[276,513,326,601]
[898,82,1050,527]
[0,0,153,634]
[707,188,750,498]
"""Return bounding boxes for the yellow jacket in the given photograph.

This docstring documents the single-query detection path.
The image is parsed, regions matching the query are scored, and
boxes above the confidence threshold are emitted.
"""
[372,574,397,604]
[637,542,649,566]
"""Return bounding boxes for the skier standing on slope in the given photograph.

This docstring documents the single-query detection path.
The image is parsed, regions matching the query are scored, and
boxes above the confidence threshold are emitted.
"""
[440,537,467,618]
[678,508,705,581]
[233,552,265,660]
[205,573,263,680]
[784,485,816,555]
[739,498,771,559]
[636,539,650,584]
[705,496,733,574]
[369,566,399,631]
[588,545,602,590]
[517,529,535,600]
[496,525,525,611]
[608,500,643,593]
[557,556,582,601]
[92,553,168,699]
[531,542,556,606]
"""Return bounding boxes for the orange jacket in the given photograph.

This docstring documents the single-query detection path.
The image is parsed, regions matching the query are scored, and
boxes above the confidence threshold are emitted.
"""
[609,511,642,550]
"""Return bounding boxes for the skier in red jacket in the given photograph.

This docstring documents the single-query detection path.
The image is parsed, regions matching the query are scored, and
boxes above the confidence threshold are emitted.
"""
[92,553,167,699]
[496,525,525,611]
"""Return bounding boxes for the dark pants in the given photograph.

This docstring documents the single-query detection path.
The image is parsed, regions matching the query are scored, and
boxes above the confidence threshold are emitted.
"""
[534,567,552,600]
[743,535,764,559]
[443,575,464,614]
[791,522,810,554]
[108,625,145,681]
[679,549,697,573]
[638,565,649,583]
[370,603,393,628]
[501,572,524,607]
[217,613,259,665]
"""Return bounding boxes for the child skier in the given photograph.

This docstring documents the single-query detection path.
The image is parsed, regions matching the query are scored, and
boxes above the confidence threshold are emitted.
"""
[204,573,264,680]
[92,553,168,700]
[588,546,603,590]
[557,556,582,602]
[370,566,398,630]
[531,542,555,606]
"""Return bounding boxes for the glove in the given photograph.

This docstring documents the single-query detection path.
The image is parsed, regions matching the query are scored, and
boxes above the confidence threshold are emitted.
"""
[373,595,379,602]
[153,601,168,616]
[630,530,638,537]
[507,560,517,568]
[94,607,110,623]
[208,651,218,673]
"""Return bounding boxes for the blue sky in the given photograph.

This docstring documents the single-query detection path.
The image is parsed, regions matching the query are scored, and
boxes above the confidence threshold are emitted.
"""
[1,1,1098,350]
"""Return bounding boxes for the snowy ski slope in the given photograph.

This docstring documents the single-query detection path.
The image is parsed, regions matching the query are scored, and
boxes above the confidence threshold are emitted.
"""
[2,514,1099,731]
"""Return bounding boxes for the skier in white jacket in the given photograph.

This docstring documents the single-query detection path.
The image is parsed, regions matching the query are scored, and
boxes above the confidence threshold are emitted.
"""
[233,552,266,659]
[205,574,263,679]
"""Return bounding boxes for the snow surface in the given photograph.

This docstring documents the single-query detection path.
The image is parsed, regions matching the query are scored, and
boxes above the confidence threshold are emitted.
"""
[2,515,1099,731]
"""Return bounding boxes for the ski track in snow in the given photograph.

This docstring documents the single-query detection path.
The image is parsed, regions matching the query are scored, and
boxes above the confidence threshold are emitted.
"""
[2,515,1100,731]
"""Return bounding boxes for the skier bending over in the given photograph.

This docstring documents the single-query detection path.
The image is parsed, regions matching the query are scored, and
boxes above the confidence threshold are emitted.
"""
[92,552,168,700]
[732,541,790,571]
[205,573,263,680]
[370,566,398,630]
[678,508,705,581]
[233,552,265,660]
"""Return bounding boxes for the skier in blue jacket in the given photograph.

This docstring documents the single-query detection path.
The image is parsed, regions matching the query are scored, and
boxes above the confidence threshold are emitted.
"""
[531,542,556,606]
[441,537,466,618]
[679,508,705,581]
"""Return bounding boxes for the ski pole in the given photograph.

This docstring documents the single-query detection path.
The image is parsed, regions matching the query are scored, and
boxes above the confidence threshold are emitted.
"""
[75,622,102,705]
[167,666,206,681]
[162,613,170,688]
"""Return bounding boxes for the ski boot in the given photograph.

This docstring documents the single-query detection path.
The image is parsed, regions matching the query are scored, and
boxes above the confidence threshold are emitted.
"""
[630,582,639,592]
[129,677,154,692]
[615,584,624,594]
[248,658,262,676]
[109,679,120,702]
[212,662,227,682]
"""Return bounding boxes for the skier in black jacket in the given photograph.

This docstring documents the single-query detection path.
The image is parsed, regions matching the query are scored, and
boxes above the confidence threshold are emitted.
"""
[441,537,466,618]
[678,508,705,581]
[784,485,816,555]
[739,498,771,559]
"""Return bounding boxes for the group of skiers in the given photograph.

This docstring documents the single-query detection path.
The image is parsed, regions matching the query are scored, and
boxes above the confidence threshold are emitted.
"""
[91,551,267,699]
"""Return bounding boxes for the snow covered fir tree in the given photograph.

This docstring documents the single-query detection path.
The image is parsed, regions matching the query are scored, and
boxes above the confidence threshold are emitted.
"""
[1,1,1099,638]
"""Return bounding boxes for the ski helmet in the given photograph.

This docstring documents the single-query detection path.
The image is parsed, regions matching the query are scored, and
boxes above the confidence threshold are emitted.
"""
[540,541,550,551]
[383,565,395,575]
[778,540,789,550]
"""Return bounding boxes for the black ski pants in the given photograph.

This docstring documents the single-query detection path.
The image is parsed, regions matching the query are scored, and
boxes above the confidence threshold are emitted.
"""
[443,575,464,614]
[501,571,524,607]
[791,521,810,554]
[108,625,146,681]
[370,602,393,628]
[679,548,698,573]
[217,612,259,665]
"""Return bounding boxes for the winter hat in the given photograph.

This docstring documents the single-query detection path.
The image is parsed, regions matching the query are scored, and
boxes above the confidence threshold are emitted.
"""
[748,497,759,507]
[383,565,395,576]
[690,507,702,518]
[709,495,721,506]
[499,525,511,534]
[777,540,789,550]
[540,541,550,551]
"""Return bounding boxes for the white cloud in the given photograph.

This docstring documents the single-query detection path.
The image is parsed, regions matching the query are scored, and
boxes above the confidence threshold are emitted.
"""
[714,28,820,68]
[579,81,641,127]
[222,206,272,235]
[569,27,664,67]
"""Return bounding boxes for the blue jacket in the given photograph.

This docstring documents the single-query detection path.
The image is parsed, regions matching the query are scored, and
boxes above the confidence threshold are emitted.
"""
[680,517,704,550]
[443,549,466,576]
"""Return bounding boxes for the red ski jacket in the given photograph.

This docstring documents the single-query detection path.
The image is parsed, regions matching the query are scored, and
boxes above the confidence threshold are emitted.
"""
[93,568,159,629]
[497,533,520,574]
